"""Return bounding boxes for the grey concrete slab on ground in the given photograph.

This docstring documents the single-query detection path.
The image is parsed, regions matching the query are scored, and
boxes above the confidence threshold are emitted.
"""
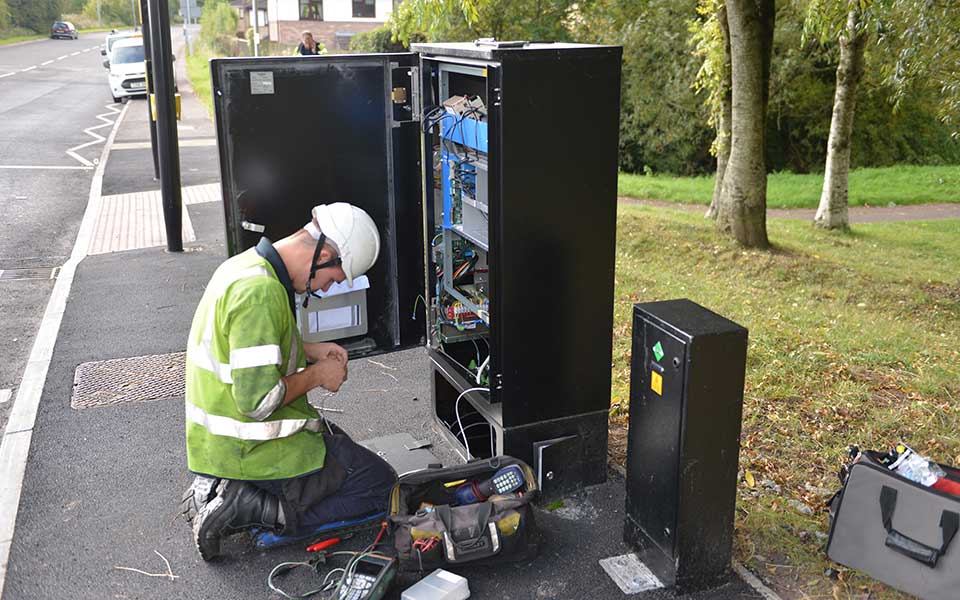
[101,144,222,196]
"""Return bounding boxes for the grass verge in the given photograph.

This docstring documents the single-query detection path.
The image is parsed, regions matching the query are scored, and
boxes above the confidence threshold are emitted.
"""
[0,26,124,46]
[618,164,960,208]
[186,45,214,118]
[0,32,45,46]
[609,206,959,599]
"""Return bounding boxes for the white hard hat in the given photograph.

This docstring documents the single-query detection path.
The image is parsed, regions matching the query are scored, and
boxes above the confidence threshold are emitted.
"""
[306,203,381,286]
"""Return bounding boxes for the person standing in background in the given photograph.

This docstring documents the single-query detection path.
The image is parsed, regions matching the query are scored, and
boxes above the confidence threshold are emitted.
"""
[296,31,324,56]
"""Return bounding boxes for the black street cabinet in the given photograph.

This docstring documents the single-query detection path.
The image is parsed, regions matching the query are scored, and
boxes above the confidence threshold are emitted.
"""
[624,299,748,592]
[210,41,622,493]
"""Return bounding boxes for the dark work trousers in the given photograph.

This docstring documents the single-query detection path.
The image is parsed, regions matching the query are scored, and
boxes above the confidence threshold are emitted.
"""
[249,433,397,534]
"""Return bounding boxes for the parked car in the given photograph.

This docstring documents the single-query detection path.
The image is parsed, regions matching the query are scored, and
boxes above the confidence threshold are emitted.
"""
[105,37,146,103]
[101,30,139,57]
[51,22,79,40]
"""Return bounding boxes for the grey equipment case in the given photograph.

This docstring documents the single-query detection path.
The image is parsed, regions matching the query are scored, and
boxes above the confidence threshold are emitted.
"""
[827,451,960,599]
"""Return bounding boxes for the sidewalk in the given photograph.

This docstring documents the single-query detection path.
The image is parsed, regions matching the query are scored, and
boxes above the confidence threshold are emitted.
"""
[620,196,960,222]
[0,46,773,600]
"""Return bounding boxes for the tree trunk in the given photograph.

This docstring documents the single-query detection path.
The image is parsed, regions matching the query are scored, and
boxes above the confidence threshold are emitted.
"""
[715,0,774,248]
[707,5,732,220]
[814,9,867,230]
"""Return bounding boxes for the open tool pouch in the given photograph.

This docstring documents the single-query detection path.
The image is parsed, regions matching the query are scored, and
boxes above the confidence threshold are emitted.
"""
[388,457,540,575]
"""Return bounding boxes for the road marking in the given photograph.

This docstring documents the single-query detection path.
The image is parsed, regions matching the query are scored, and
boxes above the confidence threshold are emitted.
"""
[20,66,36,72]
[111,138,217,150]
[57,55,68,60]
[0,165,94,171]
[0,73,14,79]
[66,103,124,167]
[82,48,91,53]
[0,101,129,600]
[40,60,53,66]
[70,51,81,56]
[0,390,10,404]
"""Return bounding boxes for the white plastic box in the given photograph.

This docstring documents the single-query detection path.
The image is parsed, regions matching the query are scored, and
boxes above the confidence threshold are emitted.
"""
[401,569,470,600]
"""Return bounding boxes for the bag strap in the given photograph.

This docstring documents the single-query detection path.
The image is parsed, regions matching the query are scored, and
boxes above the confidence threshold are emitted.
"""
[879,485,959,568]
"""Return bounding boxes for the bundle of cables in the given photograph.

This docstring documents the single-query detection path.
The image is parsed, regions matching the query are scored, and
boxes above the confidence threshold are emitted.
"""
[267,523,389,599]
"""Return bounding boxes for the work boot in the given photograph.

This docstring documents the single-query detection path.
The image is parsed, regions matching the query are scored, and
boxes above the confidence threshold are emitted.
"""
[179,474,221,524]
[193,480,283,561]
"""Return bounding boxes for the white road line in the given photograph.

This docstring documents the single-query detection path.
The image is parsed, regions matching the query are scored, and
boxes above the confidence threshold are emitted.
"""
[65,103,124,167]
[70,51,81,56]
[82,48,91,53]
[111,138,217,150]
[0,165,94,171]
[0,101,128,600]
[20,66,36,72]
[0,73,14,79]
[40,60,53,66]
[57,55,68,60]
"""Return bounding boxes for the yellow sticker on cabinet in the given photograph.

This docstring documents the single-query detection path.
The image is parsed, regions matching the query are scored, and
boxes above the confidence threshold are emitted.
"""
[650,371,663,395]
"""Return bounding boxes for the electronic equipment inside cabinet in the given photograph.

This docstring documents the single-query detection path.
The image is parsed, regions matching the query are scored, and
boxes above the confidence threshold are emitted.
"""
[212,42,621,493]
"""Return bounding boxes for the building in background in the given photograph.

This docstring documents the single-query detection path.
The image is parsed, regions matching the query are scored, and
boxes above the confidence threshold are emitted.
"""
[264,0,394,50]
[231,0,270,38]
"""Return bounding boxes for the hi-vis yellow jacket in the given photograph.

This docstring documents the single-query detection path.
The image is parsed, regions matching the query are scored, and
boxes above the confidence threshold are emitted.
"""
[185,248,326,480]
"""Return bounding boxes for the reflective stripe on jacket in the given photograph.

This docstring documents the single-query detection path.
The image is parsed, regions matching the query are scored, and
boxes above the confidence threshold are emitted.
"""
[185,248,326,480]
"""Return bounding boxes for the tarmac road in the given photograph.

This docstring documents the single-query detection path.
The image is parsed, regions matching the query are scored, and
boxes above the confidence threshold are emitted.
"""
[0,31,118,438]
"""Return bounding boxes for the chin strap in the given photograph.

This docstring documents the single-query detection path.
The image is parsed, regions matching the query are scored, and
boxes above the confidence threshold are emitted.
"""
[303,233,343,308]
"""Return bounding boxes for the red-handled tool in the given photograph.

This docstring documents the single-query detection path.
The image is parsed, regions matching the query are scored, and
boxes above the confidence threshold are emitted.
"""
[306,537,342,552]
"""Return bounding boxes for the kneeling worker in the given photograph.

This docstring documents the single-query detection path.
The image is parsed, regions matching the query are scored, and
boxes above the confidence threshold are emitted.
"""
[183,202,396,560]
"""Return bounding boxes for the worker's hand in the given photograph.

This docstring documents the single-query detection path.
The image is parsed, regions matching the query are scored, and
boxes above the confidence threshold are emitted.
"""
[310,357,348,393]
[304,342,349,365]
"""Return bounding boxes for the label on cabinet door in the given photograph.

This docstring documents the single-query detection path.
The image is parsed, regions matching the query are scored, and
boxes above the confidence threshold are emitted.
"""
[250,71,274,95]
[650,371,663,395]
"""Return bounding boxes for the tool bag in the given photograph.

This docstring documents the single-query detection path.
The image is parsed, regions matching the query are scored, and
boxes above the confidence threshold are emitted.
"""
[827,451,960,599]
[387,457,540,576]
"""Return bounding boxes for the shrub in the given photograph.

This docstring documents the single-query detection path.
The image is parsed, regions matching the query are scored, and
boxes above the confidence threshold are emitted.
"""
[349,25,407,53]
[200,0,238,55]
[82,0,135,26]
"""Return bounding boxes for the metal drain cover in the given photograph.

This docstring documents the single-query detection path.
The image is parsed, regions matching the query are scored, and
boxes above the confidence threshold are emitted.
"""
[0,267,59,281]
[71,352,185,409]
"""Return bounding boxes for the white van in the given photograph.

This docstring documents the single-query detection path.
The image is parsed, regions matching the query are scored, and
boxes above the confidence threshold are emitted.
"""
[105,37,146,103]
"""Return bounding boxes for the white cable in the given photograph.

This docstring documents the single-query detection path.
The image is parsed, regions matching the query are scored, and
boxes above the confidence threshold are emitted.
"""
[455,386,489,461]
[475,354,490,385]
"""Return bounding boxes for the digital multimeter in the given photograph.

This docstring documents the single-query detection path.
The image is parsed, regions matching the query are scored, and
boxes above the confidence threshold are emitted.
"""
[337,554,396,600]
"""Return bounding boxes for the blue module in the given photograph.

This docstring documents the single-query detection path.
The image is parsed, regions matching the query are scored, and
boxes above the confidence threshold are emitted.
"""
[440,113,488,154]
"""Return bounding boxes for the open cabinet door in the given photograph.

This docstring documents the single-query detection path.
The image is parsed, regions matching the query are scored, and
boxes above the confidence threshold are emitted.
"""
[211,54,425,357]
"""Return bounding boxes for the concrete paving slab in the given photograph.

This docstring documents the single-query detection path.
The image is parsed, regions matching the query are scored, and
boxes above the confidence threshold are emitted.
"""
[88,188,196,255]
